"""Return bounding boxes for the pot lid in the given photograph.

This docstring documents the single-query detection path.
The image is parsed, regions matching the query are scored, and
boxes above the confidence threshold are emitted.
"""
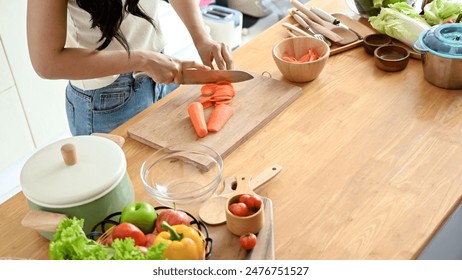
[420,23,462,58]
[20,135,126,208]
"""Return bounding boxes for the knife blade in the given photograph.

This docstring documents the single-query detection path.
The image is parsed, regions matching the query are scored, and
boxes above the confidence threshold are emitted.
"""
[182,69,254,84]
[133,69,254,84]
[310,6,363,40]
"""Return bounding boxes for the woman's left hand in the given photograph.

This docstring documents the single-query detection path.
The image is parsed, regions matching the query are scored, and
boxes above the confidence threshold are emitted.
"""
[195,38,234,70]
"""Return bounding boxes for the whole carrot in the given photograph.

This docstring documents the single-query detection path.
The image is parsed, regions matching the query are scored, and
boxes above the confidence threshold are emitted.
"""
[207,104,234,132]
[188,102,208,138]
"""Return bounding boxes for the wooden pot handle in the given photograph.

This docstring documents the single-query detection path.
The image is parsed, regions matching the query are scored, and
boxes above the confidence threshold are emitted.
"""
[61,143,77,166]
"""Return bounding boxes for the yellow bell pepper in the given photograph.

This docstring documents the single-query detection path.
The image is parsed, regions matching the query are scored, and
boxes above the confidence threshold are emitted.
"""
[154,221,204,260]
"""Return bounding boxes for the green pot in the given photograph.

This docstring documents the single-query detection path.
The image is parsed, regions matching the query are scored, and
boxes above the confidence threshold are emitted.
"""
[20,135,135,239]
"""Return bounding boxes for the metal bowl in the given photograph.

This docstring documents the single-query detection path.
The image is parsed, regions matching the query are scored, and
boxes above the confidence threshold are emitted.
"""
[141,143,223,210]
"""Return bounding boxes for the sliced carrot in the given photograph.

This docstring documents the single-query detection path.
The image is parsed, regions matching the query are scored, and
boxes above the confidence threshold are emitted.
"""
[201,100,214,109]
[201,84,217,96]
[187,102,208,138]
[298,53,311,62]
[282,56,297,62]
[196,95,211,104]
[207,104,234,132]
[215,99,232,105]
[216,81,232,86]
[309,53,319,61]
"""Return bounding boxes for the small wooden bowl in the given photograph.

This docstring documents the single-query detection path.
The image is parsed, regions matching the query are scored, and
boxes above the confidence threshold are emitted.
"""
[363,34,392,55]
[272,36,330,83]
[225,176,265,236]
[374,45,410,72]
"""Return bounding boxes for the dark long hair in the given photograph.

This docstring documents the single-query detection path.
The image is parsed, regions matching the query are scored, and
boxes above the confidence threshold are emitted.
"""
[76,0,156,52]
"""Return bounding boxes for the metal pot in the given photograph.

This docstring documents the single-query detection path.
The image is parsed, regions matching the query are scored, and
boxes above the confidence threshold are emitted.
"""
[20,134,135,239]
[413,23,462,89]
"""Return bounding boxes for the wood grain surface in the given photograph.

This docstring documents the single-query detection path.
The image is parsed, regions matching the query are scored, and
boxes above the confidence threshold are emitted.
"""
[1,0,462,260]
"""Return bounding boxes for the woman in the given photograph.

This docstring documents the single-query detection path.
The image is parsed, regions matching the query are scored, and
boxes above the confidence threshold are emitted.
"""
[26,0,233,135]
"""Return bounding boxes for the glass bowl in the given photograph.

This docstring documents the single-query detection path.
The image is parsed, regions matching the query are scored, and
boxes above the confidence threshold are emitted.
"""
[141,143,223,210]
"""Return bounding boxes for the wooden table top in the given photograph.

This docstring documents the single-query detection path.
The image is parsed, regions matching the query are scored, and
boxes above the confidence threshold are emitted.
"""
[2,0,462,260]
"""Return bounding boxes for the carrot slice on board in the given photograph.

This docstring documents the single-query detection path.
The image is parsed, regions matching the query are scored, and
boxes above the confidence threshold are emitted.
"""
[187,102,208,138]
[201,84,217,96]
[201,100,214,109]
[207,104,234,132]
[196,95,212,104]
[216,81,232,86]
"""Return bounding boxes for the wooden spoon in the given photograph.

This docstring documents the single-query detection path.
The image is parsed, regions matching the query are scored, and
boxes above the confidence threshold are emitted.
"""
[199,164,282,225]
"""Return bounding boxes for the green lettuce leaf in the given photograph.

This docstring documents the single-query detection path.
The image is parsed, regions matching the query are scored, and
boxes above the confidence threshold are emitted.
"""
[423,0,462,25]
[49,217,166,260]
[49,217,112,260]
[369,2,431,47]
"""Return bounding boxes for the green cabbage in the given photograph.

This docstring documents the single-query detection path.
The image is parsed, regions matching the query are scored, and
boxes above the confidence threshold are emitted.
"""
[49,217,166,260]
[369,2,431,47]
[423,0,462,25]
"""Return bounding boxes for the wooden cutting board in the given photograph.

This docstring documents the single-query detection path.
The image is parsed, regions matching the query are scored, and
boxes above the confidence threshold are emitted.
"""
[128,74,302,167]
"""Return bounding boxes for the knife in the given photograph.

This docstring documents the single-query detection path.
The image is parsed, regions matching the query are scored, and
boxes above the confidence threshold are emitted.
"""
[310,6,363,40]
[132,69,254,84]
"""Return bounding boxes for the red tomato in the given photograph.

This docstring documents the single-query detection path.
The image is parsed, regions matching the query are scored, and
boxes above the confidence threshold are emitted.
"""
[229,202,249,217]
[112,222,147,246]
[246,194,263,211]
[240,232,257,250]
[145,233,157,248]
[238,194,251,205]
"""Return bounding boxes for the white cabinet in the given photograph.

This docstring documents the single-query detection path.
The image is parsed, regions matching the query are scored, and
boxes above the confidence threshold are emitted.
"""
[0,0,70,204]
[0,0,69,148]
[0,78,35,172]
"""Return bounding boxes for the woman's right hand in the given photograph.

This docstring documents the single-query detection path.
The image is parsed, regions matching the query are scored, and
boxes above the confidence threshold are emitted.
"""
[139,52,210,84]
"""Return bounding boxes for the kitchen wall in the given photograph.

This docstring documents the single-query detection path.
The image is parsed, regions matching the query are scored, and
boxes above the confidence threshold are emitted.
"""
[0,0,70,204]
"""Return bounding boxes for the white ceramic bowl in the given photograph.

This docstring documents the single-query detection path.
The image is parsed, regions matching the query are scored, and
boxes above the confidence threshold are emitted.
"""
[272,36,330,83]
[141,143,223,210]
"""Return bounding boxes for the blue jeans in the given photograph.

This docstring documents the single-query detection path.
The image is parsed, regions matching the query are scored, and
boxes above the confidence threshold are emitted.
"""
[65,73,179,135]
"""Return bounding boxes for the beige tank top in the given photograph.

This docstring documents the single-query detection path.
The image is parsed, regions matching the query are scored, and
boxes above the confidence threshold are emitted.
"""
[66,0,166,90]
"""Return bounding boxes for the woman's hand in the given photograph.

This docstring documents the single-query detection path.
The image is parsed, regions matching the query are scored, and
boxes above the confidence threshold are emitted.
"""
[140,52,210,84]
[168,0,234,70]
[195,38,234,70]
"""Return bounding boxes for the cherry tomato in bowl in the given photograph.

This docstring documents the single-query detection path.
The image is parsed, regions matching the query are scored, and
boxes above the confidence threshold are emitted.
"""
[228,202,249,217]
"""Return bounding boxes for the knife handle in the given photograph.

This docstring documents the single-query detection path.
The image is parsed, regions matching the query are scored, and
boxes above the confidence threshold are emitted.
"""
[310,7,339,25]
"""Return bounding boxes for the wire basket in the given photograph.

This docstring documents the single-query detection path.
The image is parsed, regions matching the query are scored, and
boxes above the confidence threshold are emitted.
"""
[87,206,213,259]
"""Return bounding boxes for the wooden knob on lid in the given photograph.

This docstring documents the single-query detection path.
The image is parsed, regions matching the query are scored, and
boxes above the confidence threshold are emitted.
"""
[61,143,77,166]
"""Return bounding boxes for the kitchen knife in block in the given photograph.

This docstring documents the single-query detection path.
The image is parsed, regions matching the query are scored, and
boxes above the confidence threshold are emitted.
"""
[199,164,282,225]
